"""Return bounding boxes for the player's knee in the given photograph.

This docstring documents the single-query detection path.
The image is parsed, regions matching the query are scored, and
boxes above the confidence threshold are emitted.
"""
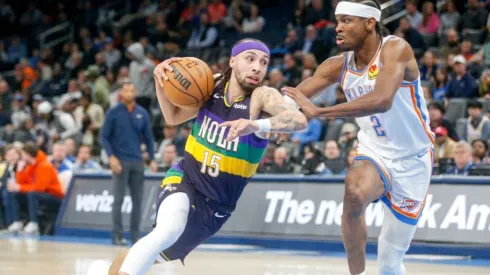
[343,181,366,216]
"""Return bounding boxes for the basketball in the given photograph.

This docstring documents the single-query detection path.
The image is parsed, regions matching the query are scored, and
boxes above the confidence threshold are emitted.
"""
[164,57,215,109]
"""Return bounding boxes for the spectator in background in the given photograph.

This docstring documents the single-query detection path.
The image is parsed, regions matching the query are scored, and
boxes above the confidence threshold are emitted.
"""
[446,141,474,175]
[395,17,426,53]
[460,40,473,61]
[428,101,459,141]
[439,1,460,36]
[463,99,490,143]
[49,141,73,192]
[323,140,345,175]
[419,51,437,81]
[101,80,156,246]
[432,67,448,101]
[187,13,219,50]
[10,94,30,129]
[103,41,121,70]
[241,4,265,33]
[157,123,186,157]
[64,138,77,162]
[73,93,105,149]
[303,0,327,26]
[157,144,180,172]
[405,0,422,29]
[418,2,440,35]
[433,126,456,164]
[301,25,328,62]
[7,142,63,235]
[126,42,155,113]
[290,117,322,151]
[7,37,27,63]
[0,145,21,229]
[445,55,478,99]
[300,143,329,175]
[264,147,294,174]
[338,123,358,158]
[282,54,302,86]
[0,79,12,113]
[37,101,81,143]
[268,69,286,90]
[479,69,490,98]
[85,65,110,110]
[459,0,487,33]
[72,144,103,172]
[208,0,227,25]
[471,139,488,165]
[439,29,461,59]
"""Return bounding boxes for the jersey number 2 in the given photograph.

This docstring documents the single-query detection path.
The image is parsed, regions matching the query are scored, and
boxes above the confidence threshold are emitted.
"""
[201,151,221,177]
[370,115,387,137]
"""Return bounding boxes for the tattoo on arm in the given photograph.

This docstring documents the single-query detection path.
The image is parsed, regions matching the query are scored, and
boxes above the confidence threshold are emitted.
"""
[255,87,307,133]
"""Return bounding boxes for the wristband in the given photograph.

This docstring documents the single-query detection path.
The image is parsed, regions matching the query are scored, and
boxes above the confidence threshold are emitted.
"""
[283,95,300,109]
[255,119,271,132]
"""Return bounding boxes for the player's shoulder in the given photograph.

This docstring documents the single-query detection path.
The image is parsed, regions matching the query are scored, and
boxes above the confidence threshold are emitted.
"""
[318,53,345,69]
[380,36,413,61]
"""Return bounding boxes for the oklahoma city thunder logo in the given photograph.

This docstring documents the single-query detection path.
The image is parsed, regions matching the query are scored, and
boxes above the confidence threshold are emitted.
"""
[368,64,379,80]
[400,198,420,213]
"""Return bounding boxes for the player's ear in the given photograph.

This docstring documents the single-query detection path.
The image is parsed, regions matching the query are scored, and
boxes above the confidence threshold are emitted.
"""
[229,56,235,69]
[365,18,376,32]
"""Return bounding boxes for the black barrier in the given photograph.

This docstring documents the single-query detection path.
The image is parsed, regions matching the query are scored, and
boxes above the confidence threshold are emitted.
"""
[55,173,490,256]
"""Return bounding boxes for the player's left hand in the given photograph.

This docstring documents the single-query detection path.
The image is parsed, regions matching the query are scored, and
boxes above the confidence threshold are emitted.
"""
[282,86,318,119]
[219,119,259,141]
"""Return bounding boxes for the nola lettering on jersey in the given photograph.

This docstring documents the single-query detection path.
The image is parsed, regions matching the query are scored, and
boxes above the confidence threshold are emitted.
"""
[198,115,240,152]
[343,84,375,101]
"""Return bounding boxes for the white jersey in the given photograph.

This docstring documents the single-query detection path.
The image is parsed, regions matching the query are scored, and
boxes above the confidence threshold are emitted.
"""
[339,35,434,159]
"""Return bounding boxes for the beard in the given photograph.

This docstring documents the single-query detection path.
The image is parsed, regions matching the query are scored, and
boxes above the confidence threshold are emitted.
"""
[235,71,261,94]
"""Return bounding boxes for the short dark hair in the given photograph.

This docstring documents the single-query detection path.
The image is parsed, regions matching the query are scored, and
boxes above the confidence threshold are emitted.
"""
[467,99,483,109]
[428,101,445,114]
[23,142,39,158]
[472,139,489,151]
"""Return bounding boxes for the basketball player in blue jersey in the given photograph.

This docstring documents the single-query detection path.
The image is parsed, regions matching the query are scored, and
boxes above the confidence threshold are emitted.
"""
[105,39,308,275]
[282,1,434,275]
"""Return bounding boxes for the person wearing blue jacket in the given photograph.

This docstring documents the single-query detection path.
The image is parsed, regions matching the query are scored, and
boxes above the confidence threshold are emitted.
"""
[101,79,157,246]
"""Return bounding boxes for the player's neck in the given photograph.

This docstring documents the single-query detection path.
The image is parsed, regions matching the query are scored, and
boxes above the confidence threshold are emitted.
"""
[226,77,246,104]
[353,34,382,70]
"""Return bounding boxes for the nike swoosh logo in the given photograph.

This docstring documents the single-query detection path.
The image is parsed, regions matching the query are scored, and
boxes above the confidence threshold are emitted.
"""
[417,151,429,158]
[214,213,227,218]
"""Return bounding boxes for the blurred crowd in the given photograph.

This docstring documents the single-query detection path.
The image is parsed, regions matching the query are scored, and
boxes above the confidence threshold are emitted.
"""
[1,0,490,232]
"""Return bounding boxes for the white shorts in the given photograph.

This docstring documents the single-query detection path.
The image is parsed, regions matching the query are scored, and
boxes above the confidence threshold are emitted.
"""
[354,144,433,225]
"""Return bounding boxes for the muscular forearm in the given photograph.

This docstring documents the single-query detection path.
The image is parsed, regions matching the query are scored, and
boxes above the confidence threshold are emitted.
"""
[266,110,307,133]
[315,95,389,118]
[154,79,197,125]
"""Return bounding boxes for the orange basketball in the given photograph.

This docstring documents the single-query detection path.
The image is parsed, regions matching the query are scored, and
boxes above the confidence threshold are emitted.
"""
[164,57,215,109]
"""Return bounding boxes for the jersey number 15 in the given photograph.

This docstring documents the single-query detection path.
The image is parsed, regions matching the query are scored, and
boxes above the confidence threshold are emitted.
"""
[370,115,387,138]
[201,151,221,177]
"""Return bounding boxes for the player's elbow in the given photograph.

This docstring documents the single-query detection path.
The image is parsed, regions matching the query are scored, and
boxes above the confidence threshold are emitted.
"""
[377,97,393,113]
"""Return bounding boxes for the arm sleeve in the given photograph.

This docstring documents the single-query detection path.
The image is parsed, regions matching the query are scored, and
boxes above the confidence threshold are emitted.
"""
[101,109,115,157]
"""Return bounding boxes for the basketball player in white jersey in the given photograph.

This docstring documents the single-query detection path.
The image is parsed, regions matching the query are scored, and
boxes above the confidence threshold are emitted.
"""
[283,1,434,275]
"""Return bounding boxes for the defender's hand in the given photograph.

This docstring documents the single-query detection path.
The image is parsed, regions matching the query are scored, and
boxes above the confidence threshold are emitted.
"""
[282,87,318,118]
[219,119,260,141]
[153,57,183,88]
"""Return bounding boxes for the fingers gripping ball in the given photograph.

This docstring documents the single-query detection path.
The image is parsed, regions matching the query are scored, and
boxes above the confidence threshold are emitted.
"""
[164,57,215,109]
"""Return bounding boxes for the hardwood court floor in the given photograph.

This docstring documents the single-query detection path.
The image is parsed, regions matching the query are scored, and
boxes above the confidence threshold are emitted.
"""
[0,237,489,275]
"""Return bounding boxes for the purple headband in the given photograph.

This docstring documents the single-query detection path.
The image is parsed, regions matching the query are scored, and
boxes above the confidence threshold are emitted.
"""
[231,41,270,57]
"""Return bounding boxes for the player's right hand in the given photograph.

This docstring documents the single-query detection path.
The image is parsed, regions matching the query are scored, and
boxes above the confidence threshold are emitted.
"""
[153,57,183,88]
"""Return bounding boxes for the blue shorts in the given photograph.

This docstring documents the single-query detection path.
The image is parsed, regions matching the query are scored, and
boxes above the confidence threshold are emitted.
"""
[153,168,232,263]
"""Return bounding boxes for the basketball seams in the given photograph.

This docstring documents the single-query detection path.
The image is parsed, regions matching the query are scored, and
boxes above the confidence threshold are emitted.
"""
[174,62,205,107]
[196,61,209,99]
[166,77,200,105]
